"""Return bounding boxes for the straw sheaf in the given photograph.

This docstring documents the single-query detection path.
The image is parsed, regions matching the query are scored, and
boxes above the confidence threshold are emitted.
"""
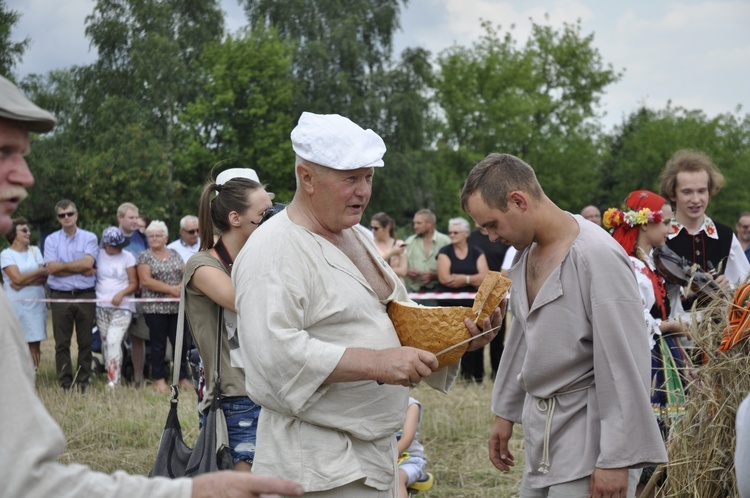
[661,291,750,497]
[388,272,512,366]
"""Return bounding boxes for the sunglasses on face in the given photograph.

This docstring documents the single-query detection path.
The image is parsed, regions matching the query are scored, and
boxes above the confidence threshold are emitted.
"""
[370,226,382,231]
[57,211,76,219]
[182,229,199,235]
[18,227,30,233]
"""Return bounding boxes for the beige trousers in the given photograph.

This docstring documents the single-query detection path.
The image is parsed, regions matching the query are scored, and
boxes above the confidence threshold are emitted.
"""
[292,478,396,498]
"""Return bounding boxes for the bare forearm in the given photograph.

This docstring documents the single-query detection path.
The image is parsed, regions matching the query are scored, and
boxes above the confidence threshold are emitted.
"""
[47,258,94,275]
[141,278,178,295]
[324,348,378,384]
[27,275,48,286]
[325,347,439,387]
[120,282,140,298]
[10,268,47,286]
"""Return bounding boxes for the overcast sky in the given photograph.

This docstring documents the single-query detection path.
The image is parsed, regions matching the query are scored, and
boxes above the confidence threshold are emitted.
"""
[7,0,750,130]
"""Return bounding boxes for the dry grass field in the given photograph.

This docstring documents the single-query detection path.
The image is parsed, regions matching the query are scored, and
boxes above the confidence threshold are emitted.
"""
[34,339,525,496]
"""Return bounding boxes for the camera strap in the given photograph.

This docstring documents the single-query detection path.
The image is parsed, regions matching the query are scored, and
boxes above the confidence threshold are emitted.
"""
[214,237,234,270]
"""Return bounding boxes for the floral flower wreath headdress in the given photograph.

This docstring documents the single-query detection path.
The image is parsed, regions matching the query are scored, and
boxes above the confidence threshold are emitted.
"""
[603,191,665,230]
[605,190,667,256]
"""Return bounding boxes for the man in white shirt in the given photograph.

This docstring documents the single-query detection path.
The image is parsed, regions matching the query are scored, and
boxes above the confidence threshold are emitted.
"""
[234,112,501,496]
[167,214,200,263]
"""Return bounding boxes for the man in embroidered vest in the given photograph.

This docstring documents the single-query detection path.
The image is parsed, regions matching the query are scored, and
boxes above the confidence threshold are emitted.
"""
[659,149,750,292]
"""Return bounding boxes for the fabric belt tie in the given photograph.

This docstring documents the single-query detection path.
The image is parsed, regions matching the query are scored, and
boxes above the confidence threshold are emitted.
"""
[50,287,96,295]
[535,383,595,474]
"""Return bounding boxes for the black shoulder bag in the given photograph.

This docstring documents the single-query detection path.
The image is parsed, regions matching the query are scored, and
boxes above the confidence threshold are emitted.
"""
[150,285,233,477]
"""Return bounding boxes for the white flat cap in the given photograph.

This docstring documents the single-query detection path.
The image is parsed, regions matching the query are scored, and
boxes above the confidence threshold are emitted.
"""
[0,75,57,133]
[291,112,386,170]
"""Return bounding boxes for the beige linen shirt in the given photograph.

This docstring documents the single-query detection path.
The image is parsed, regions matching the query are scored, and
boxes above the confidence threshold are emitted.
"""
[0,290,192,497]
[233,210,457,493]
[493,215,668,488]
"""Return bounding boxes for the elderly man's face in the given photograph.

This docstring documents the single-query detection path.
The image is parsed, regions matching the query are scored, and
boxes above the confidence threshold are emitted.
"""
[180,219,199,245]
[737,216,750,243]
[0,119,34,235]
[581,206,601,226]
[311,166,373,232]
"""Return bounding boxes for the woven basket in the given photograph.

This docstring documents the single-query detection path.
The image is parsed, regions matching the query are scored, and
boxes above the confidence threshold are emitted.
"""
[388,271,512,366]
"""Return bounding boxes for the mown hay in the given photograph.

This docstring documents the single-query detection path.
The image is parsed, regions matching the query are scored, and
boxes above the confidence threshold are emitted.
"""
[664,294,750,497]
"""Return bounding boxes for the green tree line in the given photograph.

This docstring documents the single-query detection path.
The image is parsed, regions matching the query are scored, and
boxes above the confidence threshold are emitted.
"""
[2,0,749,241]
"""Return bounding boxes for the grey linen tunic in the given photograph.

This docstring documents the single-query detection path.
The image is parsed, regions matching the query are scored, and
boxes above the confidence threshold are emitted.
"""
[492,215,668,488]
[233,211,457,493]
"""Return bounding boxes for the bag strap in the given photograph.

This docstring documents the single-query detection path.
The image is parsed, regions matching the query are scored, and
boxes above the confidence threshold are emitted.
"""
[172,285,187,399]
[173,281,224,399]
[213,306,223,390]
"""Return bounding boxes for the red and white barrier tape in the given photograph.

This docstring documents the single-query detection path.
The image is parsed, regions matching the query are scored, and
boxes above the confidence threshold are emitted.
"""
[8,297,180,303]
[9,293,477,303]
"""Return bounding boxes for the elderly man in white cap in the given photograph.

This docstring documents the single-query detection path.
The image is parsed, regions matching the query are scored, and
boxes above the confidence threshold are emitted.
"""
[233,112,503,496]
[0,75,303,498]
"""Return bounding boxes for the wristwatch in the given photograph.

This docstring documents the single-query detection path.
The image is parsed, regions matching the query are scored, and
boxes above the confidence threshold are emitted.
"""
[465,275,470,285]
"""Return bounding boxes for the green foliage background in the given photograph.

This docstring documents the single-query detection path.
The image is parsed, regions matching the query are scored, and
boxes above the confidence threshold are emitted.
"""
[2,0,749,241]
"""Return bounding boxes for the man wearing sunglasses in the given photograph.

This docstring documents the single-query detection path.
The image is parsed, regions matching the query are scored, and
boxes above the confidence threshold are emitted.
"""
[44,199,99,392]
[168,214,200,263]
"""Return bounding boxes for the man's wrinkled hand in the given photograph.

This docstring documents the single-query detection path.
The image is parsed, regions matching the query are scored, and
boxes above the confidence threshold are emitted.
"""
[373,347,438,386]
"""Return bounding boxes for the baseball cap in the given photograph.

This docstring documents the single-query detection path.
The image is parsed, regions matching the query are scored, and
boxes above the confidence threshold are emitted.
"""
[0,75,57,133]
[101,226,130,249]
[291,112,386,170]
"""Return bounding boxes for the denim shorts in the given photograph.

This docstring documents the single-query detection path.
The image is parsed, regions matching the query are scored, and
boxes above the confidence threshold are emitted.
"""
[201,396,261,464]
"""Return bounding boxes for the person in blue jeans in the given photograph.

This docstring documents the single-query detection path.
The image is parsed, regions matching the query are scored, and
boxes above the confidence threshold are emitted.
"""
[184,168,274,470]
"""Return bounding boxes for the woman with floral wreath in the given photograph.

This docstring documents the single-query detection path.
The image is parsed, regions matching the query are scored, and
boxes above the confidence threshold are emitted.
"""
[605,190,694,489]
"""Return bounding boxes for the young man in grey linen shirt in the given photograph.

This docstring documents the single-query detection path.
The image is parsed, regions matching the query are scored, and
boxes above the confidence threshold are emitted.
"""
[462,153,667,498]
[0,74,303,498]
